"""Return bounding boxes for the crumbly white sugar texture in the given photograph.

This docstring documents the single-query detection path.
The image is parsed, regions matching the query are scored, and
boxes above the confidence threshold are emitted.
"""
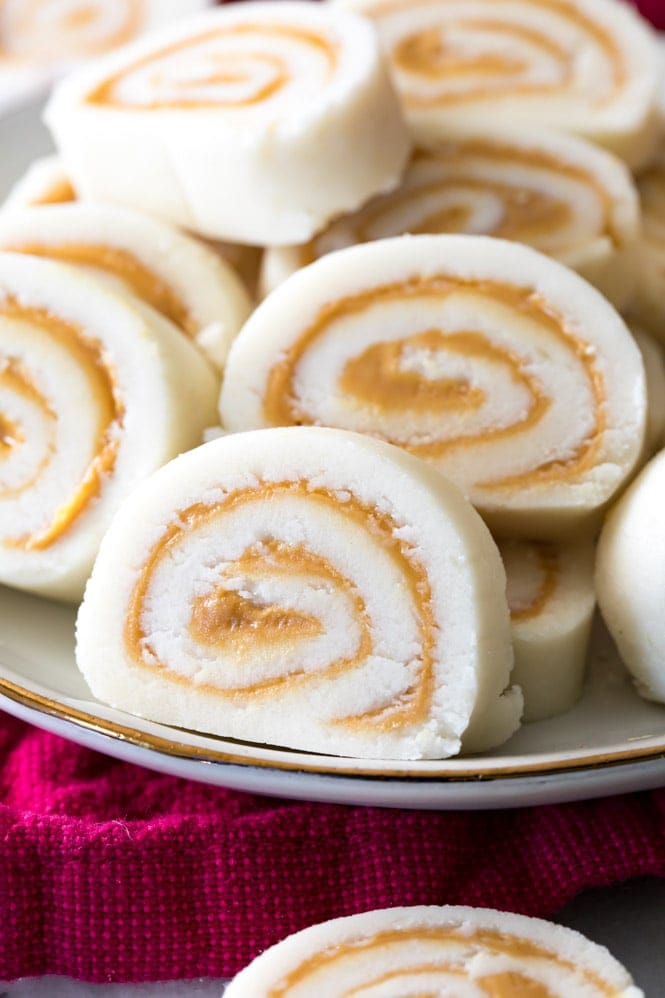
[333,0,663,170]
[597,449,665,705]
[76,427,521,761]
[221,234,647,541]
[225,905,644,997]
[499,538,595,722]
[44,2,412,245]
[0,204,252,369]
[0,251,219,601]
[261,127,641,311]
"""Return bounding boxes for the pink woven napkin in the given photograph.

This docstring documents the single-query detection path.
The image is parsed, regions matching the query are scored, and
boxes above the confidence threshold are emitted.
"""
[1,710,665,984]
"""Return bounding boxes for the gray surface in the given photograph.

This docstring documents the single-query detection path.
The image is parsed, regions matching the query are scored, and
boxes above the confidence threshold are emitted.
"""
[2,878,664,996]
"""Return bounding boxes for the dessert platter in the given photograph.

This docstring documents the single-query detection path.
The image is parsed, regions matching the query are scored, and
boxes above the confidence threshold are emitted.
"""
[2,1,665,811]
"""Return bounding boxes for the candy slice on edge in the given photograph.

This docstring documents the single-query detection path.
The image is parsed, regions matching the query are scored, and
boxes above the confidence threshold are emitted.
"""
[597,449,665,704]
[262,129,641,311]
[76,426,521,760]
[225,905,644,997]
[332,0,662,170]
[44,2,412,246]
[221,234,647,541]
[1,155,263,300]
[0,0,213,112]
[0,204,252,370]
[633,146,665,338]
[0,251,219,602]
[631,326,665,456]
[499,538,595,722]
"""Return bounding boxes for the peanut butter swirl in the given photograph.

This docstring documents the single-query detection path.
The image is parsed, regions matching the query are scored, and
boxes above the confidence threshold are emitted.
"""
[87,23,339,110]
[6,242,195,336]
[297,142,618,267]
[262,275,606,493]
[0,296,123,550]
[369,0,626,108]
[0,1,143,61]
[125,481,438,733]
[508,543,559,622]
[265,925,617,996]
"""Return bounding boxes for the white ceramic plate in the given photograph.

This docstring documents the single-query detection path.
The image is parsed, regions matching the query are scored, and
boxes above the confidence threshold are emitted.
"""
[2,103,665,810]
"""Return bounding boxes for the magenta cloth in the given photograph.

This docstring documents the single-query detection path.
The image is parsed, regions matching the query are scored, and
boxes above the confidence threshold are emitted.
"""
[1,710,665,984]
[633,0,665,29]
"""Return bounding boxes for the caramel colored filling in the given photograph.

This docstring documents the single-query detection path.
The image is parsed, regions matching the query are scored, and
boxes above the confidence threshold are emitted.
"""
[0,357,56,498]
[376,0,625,106]
[7,242,195,337]
[87,23,338,109]
[125,483,436,733]
[268,926,616,996]
[30,178,77,207]
[509,544,559,622]
[263,275,606,492]
[300,142,616,267]
[2,0,141,59]
[0,297,123,550]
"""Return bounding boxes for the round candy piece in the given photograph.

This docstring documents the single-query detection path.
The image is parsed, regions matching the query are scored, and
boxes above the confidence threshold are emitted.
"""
[0,204,252,369]
[262,129,641,311]
[597,449,665,704]
[0,252,218,601]
[499,538,595,722]
[76,426,521,760]
[44,2,412,245]
[222,234,647,540]
[333,0,662,169]
[225,904,644,997]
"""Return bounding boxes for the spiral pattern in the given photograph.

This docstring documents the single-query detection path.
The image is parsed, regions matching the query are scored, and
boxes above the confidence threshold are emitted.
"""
[76,427,520,759]
[225,907,639,997]
[262,134,639,306]
[225,237,646,537]
[498,536,595,721]
[0,252,219,601]
[335,0,660,165]
[87,20,338,112]
[0,204,253,369]
[0,0,143,61]
[0,293,122,552]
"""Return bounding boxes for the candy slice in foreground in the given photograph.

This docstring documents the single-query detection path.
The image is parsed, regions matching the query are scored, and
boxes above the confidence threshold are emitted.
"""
[597,449,665,705]
[0,252,218,601]
[222,235,647,540]
[499,538,595,722]
[76,427,521,760]
[44,2,411,245]
[225,905,644,997]
[0,204,252,369]
[261,129,641,310]
[332,0,662,170]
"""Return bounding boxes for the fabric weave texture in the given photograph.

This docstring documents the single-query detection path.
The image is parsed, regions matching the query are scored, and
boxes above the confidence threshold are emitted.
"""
[1,711,665,982]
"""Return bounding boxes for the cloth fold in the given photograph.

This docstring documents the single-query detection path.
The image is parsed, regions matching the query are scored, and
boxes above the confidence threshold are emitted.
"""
[1,711,665,983]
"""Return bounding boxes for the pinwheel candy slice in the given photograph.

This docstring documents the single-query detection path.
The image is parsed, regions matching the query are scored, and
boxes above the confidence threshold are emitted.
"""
[499,538,595,722]
[597,450,665,705]
[0,0,213,112]
[333,0,662,170]
[44,2,412,245]
[76,426,522,760]
[0,204,252,369]
[262,129,641,310]
[225,905,644,997]
[222,235,647,541]
[0,252,219,602]
[1,155,263,300]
